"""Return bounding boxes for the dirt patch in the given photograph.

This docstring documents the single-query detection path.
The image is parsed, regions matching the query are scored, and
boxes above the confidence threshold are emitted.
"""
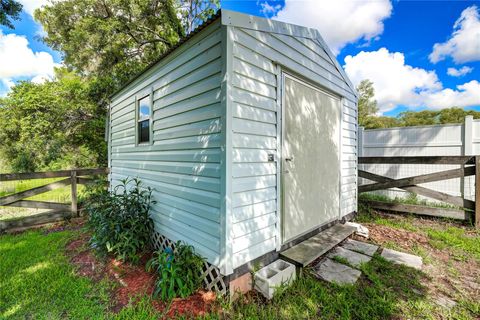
[362,223,430,250]
[65,234,216,317]
[42,218,85,235]
[357,211,480,312]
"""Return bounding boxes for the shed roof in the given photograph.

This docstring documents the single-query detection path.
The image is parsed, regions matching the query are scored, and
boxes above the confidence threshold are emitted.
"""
[110,9,356,100]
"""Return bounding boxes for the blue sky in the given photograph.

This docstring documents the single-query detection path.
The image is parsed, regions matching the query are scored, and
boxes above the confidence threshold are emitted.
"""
[1,0,479,116]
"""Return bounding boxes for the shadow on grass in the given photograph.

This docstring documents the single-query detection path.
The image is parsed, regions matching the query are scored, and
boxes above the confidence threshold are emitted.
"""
[205,254,428,320]
[0,230,110,319]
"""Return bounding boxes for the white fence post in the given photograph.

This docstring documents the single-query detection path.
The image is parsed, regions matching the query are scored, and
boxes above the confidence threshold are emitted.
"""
[463,116,474,200]
[464,115,473,156]
[358,126,364,157]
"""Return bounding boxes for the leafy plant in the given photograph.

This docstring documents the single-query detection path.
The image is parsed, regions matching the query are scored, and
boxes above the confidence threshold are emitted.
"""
[86,177,155,263]
[146,241,205,300]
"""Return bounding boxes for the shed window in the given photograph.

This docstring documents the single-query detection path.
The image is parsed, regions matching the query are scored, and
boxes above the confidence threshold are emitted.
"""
[137,96,151,144]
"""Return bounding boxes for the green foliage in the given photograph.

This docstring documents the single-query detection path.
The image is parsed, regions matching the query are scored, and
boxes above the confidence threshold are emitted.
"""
[357,79,379,128]
[146,241,205,301]
[357,79,480,130]
[0,68,107,172]
[35,0,184,103]
[397,107,480,127]
[0,0,22,28]
[178,0,220,33]
[86,178,155,263]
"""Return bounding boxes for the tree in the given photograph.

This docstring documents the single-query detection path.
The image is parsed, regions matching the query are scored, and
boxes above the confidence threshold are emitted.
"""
[357,79,379,128]
[35,0,185,103]
[178,0,220,34]
[0,0,22,28]
[363,116,400,129]
[397,110,438,127]
[0,68,107,172]
[396,107,480,127]
[439,107,480,124]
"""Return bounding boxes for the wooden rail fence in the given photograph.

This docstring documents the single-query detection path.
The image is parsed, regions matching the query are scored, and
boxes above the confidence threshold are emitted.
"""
[358,156,480,227]
[0,168,108,232]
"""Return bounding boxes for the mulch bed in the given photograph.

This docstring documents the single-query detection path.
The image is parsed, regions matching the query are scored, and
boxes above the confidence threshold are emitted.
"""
[62,227,216,318]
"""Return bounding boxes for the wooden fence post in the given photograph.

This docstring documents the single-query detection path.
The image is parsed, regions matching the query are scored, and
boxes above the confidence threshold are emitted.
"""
[71,170,78,216]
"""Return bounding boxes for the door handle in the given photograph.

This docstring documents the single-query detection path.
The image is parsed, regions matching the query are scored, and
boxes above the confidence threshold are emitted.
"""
[285,156,294,162]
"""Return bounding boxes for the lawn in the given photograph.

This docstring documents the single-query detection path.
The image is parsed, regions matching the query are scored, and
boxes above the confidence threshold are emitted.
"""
[0,208,479,319]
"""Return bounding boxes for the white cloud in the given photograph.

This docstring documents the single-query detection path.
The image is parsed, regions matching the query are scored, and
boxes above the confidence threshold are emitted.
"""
[0,31,57,79]
[258,1,282,15]
[420,80,480,109]
[344,48,480,112]
[447,66,473,77]
[0,31,58,96]
[272,0,393,54]
[0,79,15,97]
[31,74,51,84]
[17,0,48,16]
[429,5,480,63]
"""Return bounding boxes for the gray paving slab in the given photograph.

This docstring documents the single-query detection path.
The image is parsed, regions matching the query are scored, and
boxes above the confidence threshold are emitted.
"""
[280,224,356,267]
[381,248,423,270]
[341,239,379,256]
[313,258,361,285]
[327,246,372,268]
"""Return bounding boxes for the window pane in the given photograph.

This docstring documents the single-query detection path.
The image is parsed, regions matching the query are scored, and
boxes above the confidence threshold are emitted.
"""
[138,120,150,143]
[138,96,150,121]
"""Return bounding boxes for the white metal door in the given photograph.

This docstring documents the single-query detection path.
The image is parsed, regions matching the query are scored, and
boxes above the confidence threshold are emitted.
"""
[282,73,341,243]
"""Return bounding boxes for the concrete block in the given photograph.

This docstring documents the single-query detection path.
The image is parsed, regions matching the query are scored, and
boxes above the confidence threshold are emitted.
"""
[381,248,423,270]
[254,259,296,299]
[313,258,361,285]
[327,246,372,268]
[341,239,379,256]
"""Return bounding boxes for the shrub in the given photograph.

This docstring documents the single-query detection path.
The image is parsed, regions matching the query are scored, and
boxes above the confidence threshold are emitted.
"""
[146,241,205,300]
[86,177,155,263]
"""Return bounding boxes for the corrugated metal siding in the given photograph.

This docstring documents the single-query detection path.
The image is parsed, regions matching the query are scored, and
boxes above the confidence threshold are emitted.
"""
[108,20,223,266]
[229,26,357,269]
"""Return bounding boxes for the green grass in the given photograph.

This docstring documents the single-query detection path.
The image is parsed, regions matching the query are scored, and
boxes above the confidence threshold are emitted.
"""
[356,202,480,262]
[1,216,479,319]
[111,298,163,320]
[359,192,459,210]
[427,227,480,260]
[200,255,433,319]
[0,229,111,319]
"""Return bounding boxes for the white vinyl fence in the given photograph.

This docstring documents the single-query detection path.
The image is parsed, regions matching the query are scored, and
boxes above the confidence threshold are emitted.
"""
[358,116,480,203]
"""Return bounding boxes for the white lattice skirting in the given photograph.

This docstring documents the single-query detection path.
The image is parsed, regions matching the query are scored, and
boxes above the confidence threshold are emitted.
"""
[151,231,227,295]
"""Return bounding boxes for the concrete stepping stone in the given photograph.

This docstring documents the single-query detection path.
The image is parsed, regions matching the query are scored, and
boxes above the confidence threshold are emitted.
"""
[327,246,372,268]
[341,239,379,257]
[435,295,457,309]
[381,248,423,270]
[313,258,361,285]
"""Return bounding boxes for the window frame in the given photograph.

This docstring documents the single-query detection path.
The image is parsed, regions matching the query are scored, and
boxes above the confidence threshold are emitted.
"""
[135,88,154,146]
